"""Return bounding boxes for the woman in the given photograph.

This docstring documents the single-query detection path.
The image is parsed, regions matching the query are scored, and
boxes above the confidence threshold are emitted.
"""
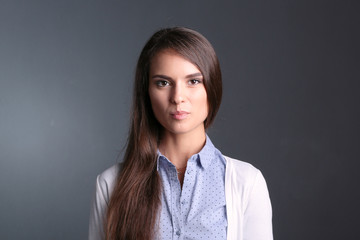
[89,27,273,240]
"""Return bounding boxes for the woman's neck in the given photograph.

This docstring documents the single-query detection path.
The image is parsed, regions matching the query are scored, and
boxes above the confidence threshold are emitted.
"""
[159,130,206,169]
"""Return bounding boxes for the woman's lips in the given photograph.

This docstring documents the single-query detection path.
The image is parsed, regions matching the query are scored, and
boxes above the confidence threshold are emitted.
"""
[171,111,189,120]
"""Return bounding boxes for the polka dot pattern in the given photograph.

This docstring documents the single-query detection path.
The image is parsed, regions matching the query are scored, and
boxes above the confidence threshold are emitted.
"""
[156,136,227,240]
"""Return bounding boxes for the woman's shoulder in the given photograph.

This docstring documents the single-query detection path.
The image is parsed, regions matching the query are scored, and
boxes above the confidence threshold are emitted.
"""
[98,163,121,181]
[224,155,260,173]
[223,155,263,185]
[95,163,122,198]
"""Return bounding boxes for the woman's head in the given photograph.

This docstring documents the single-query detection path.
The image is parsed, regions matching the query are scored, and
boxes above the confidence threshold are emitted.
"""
[133,27,222,132]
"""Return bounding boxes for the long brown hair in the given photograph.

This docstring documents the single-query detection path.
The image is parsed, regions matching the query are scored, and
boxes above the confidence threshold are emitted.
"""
[106,27,222,240]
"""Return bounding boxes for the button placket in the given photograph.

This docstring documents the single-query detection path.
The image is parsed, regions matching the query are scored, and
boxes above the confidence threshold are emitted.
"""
[175,170,184,238]
[179,161,197,231]
[167,164,182,240]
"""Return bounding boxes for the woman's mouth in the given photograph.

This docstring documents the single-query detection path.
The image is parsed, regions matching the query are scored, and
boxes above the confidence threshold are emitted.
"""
[171,111,189,120]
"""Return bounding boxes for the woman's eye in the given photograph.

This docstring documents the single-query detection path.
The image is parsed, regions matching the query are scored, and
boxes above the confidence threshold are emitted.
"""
[189,79,201,85]
[156,80,170,87]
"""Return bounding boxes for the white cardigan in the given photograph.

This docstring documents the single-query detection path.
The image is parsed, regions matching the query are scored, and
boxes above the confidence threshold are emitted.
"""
[223,156,273,240]
[89,156,273,240]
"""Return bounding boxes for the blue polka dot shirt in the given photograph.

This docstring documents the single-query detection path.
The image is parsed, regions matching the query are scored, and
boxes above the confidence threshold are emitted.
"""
[157,136,227,239]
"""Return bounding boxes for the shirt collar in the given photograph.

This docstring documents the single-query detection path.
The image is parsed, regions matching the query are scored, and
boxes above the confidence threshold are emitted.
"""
[197,135,217,169]
[156,134,217,171]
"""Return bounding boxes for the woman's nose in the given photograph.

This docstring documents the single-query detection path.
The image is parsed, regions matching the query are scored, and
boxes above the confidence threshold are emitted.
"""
[170,84,185,104]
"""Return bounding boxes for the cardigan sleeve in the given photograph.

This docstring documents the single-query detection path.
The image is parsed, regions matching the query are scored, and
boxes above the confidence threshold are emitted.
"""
[88,175,108,240]
[88,164,119,240]
[243,170,273,240]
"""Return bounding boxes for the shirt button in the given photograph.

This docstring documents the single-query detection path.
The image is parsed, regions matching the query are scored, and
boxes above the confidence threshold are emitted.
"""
[181,200,186,205]
[176,230,181,236]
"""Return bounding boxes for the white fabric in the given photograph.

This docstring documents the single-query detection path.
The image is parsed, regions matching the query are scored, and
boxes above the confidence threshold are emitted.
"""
[224,156,273,240]
[88,156,273,240]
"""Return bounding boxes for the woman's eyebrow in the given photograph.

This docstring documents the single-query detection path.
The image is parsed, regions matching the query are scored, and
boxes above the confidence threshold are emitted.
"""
[151,74,172,80]
[185,72,203,78]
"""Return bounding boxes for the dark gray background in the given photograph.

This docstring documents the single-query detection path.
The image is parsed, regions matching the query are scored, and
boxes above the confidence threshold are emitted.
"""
[0,0,359,239]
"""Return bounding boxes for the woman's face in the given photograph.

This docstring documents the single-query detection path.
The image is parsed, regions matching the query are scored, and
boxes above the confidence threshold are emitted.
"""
[148,50,208,137]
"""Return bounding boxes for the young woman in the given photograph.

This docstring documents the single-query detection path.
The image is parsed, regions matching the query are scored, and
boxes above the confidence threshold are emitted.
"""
[89,27,273,240]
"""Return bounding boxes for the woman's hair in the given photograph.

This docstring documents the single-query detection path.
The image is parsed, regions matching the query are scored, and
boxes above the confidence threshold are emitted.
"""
[105,27,222,240]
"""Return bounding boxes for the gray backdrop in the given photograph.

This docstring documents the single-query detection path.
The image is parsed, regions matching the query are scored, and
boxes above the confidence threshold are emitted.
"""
[0,0,359,239]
